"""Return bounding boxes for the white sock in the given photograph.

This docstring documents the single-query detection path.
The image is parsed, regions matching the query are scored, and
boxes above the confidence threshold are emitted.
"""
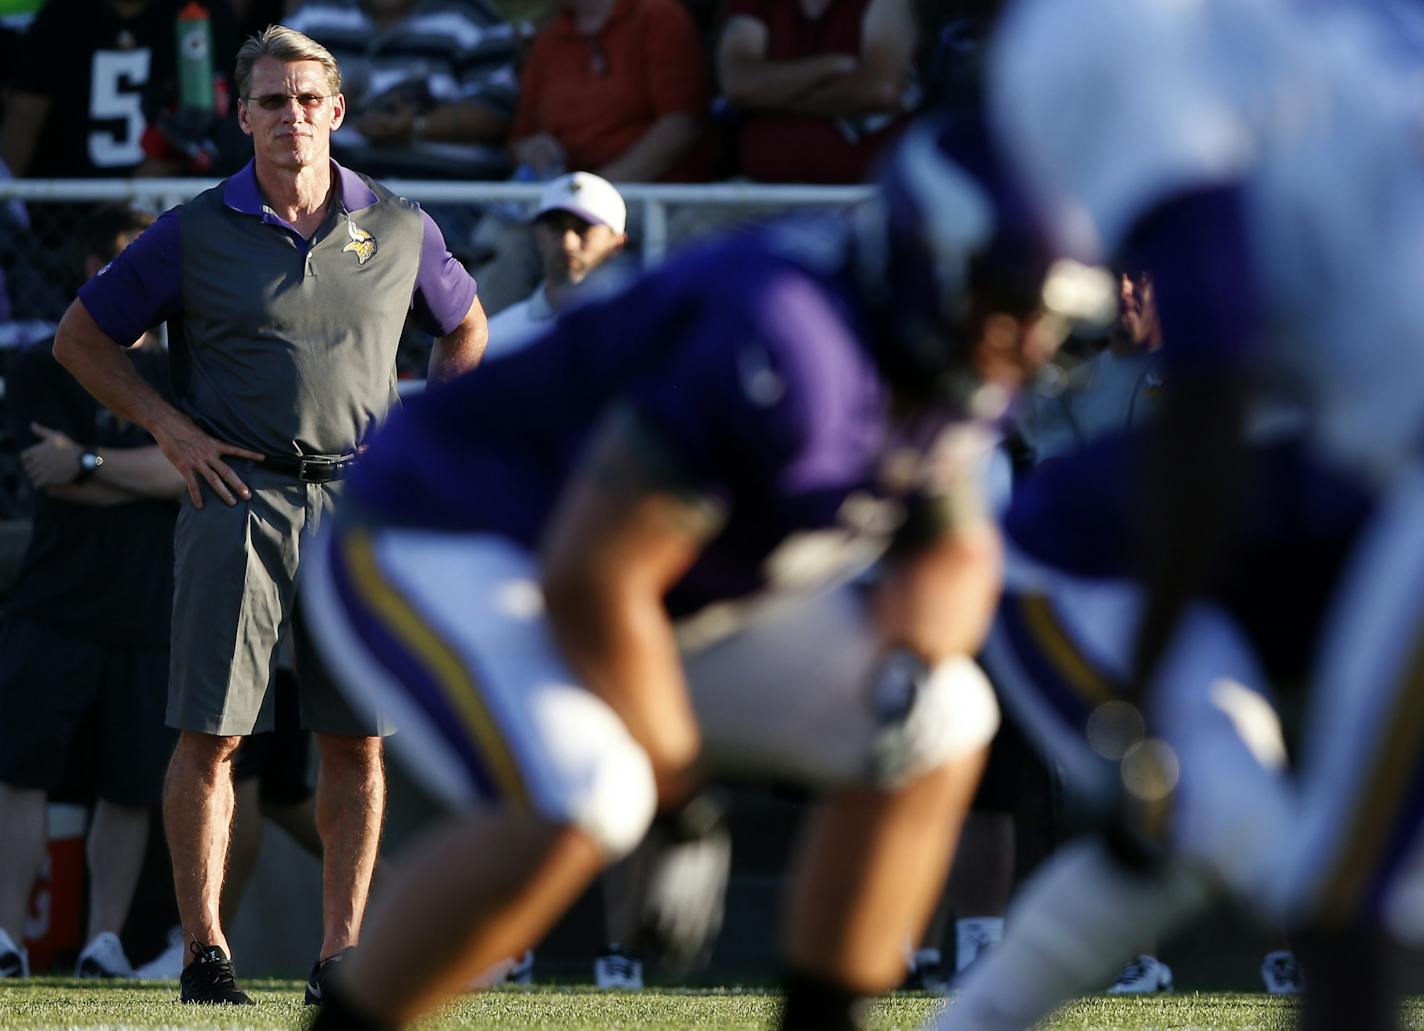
[955,917,1004,972]
[927,841,1213,1031]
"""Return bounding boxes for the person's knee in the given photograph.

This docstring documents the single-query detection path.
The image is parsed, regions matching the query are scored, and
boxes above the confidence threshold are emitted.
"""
[566,731,657,863]
[317,735,383,778]
[867,655,1000,789]
[172,731,244,772]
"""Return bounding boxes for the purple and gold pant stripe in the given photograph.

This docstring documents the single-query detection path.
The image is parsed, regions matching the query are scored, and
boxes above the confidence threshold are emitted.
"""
[1316,633,1424,926]
[330,528,530,808]
[998,591,1123,734]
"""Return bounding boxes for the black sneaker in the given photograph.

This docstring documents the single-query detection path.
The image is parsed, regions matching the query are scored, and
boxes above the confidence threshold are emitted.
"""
[179,942,254,1005]
[305,947,356,1006]
[0,948,26,979]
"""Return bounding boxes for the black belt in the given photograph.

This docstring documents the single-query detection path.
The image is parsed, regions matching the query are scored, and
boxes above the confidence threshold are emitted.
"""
[259,452,356,483]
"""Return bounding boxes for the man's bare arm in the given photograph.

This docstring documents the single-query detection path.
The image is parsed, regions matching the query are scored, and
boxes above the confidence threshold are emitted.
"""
[418,100,512,145]
[22,423,185,504]
[718,0,914,117]
[91,442,187,500]
[52,299,261,507]
[717,17,855,111]
[597,113,702,184]
[769,0,916,117]
[427,295,489,385]
[874,521,1002,664]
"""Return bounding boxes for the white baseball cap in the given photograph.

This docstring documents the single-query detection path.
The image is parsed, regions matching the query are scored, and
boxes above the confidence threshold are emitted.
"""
[533,171,627,235]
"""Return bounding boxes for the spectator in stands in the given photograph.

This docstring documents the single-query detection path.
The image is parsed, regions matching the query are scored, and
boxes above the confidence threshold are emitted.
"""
[1,0,245,321]
[510,0,708,183]
[1016,269,1164,466]
[474,0,708,312]
[282,0,521,181]
[484,171,631,360]
[715,0,918,183]
[479,171,646,991]
[0,0,243,179]
[0,206,183,981]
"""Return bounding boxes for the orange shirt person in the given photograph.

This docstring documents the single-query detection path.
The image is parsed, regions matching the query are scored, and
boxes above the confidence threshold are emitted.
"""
[509,0,709,183]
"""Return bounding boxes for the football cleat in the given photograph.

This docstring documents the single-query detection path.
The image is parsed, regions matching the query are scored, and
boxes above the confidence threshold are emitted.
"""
[0,927,28,978]
[593,945,643,990]
[903,954,953,995]
[506,950,534,986]
[1260,950,1305,995]
[1105,954,1173,994]
[75,931,134,978]
[954,918,1003,976]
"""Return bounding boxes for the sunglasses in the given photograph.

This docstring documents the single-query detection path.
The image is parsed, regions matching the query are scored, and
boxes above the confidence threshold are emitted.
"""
[244,93,332,111]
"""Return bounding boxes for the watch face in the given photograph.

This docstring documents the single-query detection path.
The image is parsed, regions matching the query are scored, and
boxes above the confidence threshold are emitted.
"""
[81,452,102,472]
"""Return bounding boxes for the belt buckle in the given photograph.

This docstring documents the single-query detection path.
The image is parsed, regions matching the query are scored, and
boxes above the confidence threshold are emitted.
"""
[297,457,332,483]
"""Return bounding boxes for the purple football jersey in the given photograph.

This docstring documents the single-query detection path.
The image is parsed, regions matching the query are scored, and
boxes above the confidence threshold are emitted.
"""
[349,217,985,615]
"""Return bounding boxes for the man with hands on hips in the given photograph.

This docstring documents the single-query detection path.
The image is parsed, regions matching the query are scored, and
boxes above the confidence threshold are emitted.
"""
[50,24,488,1006]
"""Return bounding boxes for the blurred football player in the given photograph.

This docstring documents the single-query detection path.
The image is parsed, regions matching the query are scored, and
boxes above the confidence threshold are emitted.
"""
[302,118,1112,1031]
[926,428,1372,1029]
[922,1,1424,1028]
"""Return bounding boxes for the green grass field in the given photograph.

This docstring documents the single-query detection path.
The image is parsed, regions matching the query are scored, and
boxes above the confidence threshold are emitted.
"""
[4,979,1406,1031]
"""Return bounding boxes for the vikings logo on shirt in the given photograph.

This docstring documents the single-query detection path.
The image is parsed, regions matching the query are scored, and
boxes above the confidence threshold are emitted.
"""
[343,219,377,265]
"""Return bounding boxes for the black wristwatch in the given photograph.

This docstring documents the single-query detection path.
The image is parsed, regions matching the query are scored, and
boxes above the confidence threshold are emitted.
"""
[74,450,104,484]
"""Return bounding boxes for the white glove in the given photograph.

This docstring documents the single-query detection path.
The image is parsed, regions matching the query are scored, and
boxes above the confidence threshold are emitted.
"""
[634,791,732,973]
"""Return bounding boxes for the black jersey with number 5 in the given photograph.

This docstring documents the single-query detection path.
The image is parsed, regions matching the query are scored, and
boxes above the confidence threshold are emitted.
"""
[6,0,238,178]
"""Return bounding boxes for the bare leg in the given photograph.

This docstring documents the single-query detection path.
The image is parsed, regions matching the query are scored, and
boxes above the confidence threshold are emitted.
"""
[0,785,46,943]
[339,810,605,1024]
[85,800,150,939]
[162,731,242,957]
[314,734,384,959]
[220,780,264,930]
[786,748,987,993]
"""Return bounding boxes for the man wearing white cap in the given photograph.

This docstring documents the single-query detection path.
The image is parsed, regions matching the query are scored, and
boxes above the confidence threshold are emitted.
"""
[480,170,644,991]
[484,172,630,360]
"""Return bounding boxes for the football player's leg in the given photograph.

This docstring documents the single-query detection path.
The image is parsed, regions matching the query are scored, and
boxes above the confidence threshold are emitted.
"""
[684,584,1000,1026]
[302,527,657,1025]
[930,840,1212,1031]
[781,743,988,1013]
[931,580,1284,1030]
[1280,470,1424,1031]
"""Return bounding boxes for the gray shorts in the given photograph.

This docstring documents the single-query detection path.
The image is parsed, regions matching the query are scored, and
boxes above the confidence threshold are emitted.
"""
[168,463,392,738]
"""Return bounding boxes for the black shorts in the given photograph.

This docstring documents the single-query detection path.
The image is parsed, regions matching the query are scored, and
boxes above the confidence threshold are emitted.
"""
[0,618,176,805]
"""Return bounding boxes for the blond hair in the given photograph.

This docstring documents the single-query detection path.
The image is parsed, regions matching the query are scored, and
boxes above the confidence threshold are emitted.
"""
[234,25,342,99]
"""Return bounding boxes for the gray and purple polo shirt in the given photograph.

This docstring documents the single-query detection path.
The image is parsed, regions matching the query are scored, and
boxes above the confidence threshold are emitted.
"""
[79,159,476,457]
